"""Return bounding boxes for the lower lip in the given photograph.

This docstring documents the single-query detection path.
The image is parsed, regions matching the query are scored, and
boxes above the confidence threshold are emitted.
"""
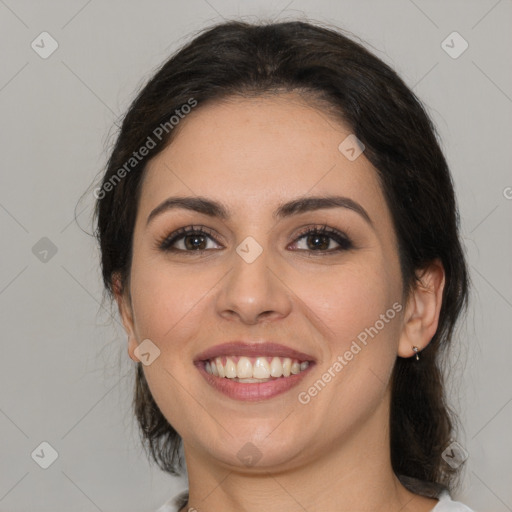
[195,362,314,401]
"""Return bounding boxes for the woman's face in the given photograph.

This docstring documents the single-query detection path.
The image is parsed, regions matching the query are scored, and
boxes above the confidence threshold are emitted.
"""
[119,93,409,471]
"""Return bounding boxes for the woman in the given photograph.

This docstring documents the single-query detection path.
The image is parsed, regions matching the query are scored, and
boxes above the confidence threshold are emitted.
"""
[94,20,474,511]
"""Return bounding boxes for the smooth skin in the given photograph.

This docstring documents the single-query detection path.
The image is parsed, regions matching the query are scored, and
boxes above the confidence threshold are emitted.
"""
[115,92,445,512]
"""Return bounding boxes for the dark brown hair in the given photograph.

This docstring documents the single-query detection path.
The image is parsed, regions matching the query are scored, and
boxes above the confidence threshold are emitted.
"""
[94,19,470,494]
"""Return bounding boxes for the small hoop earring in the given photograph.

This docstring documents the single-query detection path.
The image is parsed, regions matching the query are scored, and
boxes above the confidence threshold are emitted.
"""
[412,346,420,361]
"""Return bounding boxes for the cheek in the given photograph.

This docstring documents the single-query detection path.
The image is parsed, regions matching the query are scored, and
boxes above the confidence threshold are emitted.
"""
[301,264,401,412]
[128,256,213,349]
[296,261,400,352]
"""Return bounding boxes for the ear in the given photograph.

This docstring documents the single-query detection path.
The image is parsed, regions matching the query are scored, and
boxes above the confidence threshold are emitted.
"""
[398,259,445,358]
[112,273,139,363]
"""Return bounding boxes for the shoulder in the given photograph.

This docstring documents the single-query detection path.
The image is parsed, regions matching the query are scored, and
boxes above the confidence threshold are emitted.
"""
[397,475,475,512]
[155,489,189,512]
[433,489,476,511]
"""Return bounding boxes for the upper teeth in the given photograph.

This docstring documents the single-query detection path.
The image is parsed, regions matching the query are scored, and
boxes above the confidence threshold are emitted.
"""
[205,356,310,380]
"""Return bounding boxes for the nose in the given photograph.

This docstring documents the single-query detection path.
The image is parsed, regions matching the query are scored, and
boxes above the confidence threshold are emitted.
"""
[215,246,293,325]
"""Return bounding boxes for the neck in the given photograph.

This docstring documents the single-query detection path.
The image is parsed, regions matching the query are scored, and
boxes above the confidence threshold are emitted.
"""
[180,388,438,512]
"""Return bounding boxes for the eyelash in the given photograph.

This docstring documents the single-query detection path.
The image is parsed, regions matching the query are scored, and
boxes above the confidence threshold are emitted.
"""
[156,224,353,255]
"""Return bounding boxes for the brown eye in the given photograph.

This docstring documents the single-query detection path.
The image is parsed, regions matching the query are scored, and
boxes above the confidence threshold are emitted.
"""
[158,226,221,252]
[182,233,208,250]
[157,224,353,255]
[291,225,353,253]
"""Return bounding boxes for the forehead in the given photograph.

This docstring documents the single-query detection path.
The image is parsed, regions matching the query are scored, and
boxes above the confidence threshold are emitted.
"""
[139,93,389,229]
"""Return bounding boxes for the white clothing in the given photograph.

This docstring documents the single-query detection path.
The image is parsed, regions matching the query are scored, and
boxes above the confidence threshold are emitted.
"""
[156,487,475,511]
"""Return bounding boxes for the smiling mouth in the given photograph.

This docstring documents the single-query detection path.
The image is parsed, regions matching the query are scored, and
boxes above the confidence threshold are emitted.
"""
[194,341,316,400]
[203,355,311,382]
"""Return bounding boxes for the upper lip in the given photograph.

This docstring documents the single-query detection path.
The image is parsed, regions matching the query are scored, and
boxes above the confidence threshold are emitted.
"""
[194,341,316,363]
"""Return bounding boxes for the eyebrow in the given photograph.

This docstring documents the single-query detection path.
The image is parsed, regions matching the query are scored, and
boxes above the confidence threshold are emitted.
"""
[146,195,374,228]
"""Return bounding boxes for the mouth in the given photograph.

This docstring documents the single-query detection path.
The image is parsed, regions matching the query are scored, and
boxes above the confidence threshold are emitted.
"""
[194,342,315,401]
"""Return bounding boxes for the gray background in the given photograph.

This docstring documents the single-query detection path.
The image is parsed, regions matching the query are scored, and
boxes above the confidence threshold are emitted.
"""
[1,0,511,510]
